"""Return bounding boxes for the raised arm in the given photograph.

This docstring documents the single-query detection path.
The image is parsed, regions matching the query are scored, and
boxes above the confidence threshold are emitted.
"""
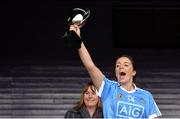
[70,24,104,91]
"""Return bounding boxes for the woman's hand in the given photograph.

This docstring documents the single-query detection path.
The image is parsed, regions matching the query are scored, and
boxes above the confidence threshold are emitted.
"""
[70,24,81,37]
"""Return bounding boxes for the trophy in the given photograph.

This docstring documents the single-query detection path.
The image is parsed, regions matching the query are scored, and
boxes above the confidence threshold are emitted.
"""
[67,8,90,28]
[62,8,90,49]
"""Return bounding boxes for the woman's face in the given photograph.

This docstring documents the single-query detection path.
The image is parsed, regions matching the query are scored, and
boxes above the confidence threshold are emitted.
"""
[115,56,136,85]
[83,86,99,108]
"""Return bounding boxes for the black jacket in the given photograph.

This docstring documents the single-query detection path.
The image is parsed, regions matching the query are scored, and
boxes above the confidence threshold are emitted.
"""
[64,106,103,118]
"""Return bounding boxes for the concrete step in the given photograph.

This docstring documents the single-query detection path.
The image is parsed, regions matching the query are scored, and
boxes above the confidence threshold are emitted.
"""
[12,76,90,82]
[154,94,180,99]
[0,104,74,110]
[145,88,180,94]
[0,93,80,99]
[156,99,180,105]
[161,110,180,117]
[159,104,180,110]
[10,110,66,117]
[0,98,78,104]
[1,88,82,93]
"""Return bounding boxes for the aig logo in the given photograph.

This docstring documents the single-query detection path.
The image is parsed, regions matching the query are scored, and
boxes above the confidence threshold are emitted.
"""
[116,101,144,118]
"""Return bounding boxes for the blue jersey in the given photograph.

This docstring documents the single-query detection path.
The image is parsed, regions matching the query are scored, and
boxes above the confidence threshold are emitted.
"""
[98,77,162,119]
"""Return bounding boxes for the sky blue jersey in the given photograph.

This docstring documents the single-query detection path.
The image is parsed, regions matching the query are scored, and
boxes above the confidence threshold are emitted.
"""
[98,77,162,119]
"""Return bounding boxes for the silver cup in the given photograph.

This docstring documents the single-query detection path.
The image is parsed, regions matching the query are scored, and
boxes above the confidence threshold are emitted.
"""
[62,8,90,38]
[67,8,90,28]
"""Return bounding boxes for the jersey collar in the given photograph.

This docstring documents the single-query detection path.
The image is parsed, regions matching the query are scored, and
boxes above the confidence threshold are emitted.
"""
[119,83,137,93]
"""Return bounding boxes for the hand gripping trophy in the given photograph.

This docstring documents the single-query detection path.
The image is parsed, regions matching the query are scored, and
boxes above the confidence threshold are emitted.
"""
[62,8,90,49]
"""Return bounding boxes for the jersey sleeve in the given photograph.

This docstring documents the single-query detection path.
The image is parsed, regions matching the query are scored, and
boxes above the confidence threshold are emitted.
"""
[97,77,117,100]
[147,93,162,119]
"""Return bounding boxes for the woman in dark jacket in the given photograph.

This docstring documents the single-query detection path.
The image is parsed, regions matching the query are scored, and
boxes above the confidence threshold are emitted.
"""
[64,82,103,118]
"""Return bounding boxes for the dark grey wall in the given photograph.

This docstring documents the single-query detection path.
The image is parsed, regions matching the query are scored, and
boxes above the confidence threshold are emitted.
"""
[0,0,112,64]
[0,0,180,68]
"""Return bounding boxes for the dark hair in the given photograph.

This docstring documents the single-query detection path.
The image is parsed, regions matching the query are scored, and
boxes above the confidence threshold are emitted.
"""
[119,54,136,70]
[73,81,102,111]
[115,54,137,82]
